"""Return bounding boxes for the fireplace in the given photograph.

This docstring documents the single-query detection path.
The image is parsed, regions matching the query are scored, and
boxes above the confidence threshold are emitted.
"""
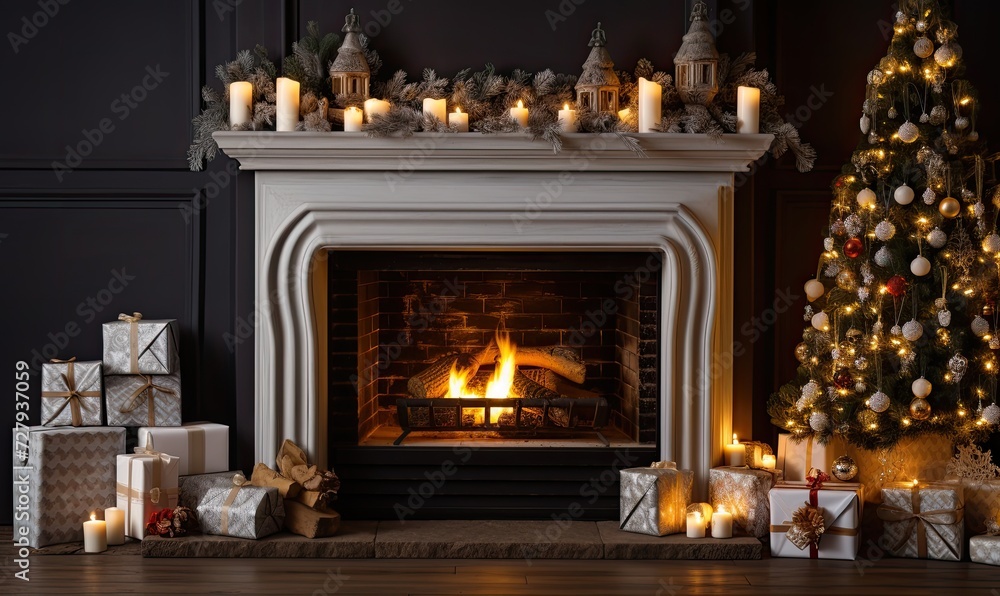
[216,131,771,518]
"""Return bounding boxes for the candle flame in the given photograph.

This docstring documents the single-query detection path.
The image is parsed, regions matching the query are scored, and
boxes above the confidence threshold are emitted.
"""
[732,433,739,444]
[563,103,569,110]
[912,479,919,487]
[516,100,524,109]
[717,505,726,514]
[90,513,96,521]
[455,107,462,113]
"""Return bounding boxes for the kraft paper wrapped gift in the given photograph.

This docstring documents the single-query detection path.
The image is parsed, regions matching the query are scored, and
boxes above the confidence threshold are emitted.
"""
[138,422,228,476]
[12,426,125,548]
[777,433,847,481]
[877,481,964,561]
[619,461,693,536]
[945,476,1000,535]
[40,358,103,427]
[116,449,180,538]
[769,479,862,559]
[105,372,181,427]
[103,312,179,375]
[179,471,285,539]
[970,534,1000,566]
[709,466,783,538]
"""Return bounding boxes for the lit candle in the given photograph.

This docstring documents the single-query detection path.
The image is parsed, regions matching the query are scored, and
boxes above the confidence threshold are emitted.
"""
[711,506,734,539]
[83,513,107,553]
[637,77,662,133]
[422,98,447,123]
[510,100,529,128]
[617,107,631,122]
[275,77,300,132]
[363,98,390,122]
[724,433,746,467]
[686,511,706,538]
[558,103,578,133]
[343,107,363,132]
[449,107,469,132]
[104,506,125,546]
[737,86,761,134]
[229,81,252,127]
[761,454,777,470]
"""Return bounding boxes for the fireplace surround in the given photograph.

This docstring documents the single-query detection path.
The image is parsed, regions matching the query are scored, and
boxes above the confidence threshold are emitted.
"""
[216,131,772,507]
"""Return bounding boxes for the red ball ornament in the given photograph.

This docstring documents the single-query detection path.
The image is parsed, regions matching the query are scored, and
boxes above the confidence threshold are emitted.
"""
[886,275,908,297]
[844,238,864,259]
[834,368,854,390]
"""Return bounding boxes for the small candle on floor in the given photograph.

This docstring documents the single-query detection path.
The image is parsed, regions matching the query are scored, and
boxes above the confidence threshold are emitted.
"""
[761,454,777,470]
[711,506,733,539]
[83,513,107,553]
[104,506,125,545]
[449,107,469,132]
[724,433,746,467]
[686,511,706,538]
[510,100,529,128]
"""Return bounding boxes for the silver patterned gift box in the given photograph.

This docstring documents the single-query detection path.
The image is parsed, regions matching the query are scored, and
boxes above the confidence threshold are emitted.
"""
[102,313,179,375]
[877,481,964,561]
[179,471,284,539]
[12,426,125,548]
[970,535,1000,566]
[619,462,693,536]
[105,372,181,427]
[40,359,103,427]
[709,466,783,538]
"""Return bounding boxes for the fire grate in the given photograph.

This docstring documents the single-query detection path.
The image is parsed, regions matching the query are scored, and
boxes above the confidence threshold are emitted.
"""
[394,397,610,446]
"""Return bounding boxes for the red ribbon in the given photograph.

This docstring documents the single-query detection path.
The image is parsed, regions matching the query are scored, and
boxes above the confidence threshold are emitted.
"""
[805,470,829,559]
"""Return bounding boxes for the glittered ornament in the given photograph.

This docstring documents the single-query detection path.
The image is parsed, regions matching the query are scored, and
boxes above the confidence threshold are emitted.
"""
[831,347,842,361]
[857,188,878,209]
[810,411,832,432]
[860,114,871,134]
[824,237,835,251]
[984,403,1000,425]
[867,69,885,86]
[831,219,847,236]
[844,238,864,259]
[972,316,990,337]
[875,246,893,267]
[860,262,874,284]
[927,227,948,248]
[886,275,908,296]
[888,106,898,120]
[875,220,896,241]
[916,19,928,32]
[898,121,920,143]
[973,202,986,218]
[939,197,961,218]
[891,324,903,337]
[802,380,822,402]
[854,356,869,371]
[938,308,952,327]
[811,311,830,331]
[855,380,867,393]
[955,117,970,130]
[951,42,963,61]
[824,262,841,278]
[834,368,854,390]
[912,376,932,398]
[910,255,931,276]
[804,279,825,302]
[930,105,948,126]
[902,319,923,341]
[868,131,878,145]
[935,44,956,67]
[869,391,890,413]
[795,343,810,363]
[923,188,937,205]
[948,353,968,382]
[983,233,1000,254]
[832,455,859,481]
[991,337,1000,350]
[858,287,871,302]
[909,397,932,421]
[894,184,915,205]
[983,304,994,317]
[914,36,934,58]
[845,214,864,237]
[837,270,857,291]
[920,112,930,123]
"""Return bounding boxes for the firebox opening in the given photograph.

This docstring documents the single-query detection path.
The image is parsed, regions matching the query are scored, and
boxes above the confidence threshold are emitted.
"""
[328,251,660,449]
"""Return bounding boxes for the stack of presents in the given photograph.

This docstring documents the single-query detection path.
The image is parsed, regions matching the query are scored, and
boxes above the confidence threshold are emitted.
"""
[618,433,1000,564]
[15,312,339,550]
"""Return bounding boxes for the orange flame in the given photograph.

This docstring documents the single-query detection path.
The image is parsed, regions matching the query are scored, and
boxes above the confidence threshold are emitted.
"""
[446,332,517,424]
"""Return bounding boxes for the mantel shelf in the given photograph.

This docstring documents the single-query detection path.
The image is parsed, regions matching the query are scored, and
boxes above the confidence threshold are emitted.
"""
[214,131,773,173]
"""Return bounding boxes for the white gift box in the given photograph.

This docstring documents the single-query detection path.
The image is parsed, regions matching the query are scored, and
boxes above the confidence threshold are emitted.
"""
[777,433,847,481]
[769,481,862,560]
[138,422,229,476]
[116,451,180,538]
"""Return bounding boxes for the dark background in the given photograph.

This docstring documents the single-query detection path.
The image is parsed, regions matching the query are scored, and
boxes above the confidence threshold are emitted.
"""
[2,0,998,524]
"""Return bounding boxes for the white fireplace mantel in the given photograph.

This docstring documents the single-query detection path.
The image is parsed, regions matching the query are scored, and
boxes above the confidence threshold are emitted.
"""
[216,131,773,500]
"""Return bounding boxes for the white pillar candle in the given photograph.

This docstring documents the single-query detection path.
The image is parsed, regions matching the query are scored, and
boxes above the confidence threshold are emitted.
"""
[638,77,662,133]
[557,103,577,132]
[343,107,364,132]
[423,98,447,123]
[761,454,777,470]
[724,433,746,467]
[711,506,733,539]
[363,98,390,122]
[104,506,125,546]
[510,100,529,128]
[229,81,252,127]
[686,511,706,538]
[83,513,107,553]
[449,107,469,132]
[737,86,761,134]
[275,77,300,132]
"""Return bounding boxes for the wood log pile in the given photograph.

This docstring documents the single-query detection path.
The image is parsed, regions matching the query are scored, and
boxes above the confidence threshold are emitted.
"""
[250,439,341,538]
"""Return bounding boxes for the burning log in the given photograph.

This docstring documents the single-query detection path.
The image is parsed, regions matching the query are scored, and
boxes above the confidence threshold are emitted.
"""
[407,352,481,398]
[477,344,586,384]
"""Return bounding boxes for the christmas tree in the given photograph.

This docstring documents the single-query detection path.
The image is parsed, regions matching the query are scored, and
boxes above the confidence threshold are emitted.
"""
[769,1,1000,450]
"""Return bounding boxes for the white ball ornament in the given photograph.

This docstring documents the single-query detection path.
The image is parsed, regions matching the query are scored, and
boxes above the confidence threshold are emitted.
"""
[912,376,932,398]
[910,255,931,276]
[898,121,920,143]
[955,117,970,131]
[869,391,890,413]
[860,115,871,134]
[972,315,990,337]
[902,319,924,341]
[857,188,878,209]
[809,411,832,432]
[914,36,934,58]
[983,233,1000,254]
[983,403,1000,426]
[811,311,830,331]
[875,246,893,267]
[894,184,915,205]
[891,324,903,337]
[935,44,956,67]
[927,227,948,248]
[804,279,826,302]
[969,131,980,142]
[875,220,896,241]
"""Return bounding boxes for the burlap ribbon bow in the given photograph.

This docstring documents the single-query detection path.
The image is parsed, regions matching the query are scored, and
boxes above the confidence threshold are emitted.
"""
[877,483,965,559]
[220,473,251,536]
[41,357,99,426]
[118,312,143,374]
[119,375,176,426]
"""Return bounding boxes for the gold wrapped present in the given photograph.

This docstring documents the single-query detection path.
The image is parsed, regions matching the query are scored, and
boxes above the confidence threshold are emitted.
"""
[40,358,102,427]
[709,466,782,538]
[777,433,846,481]
[619,462,693,536]
[877,481,964,561]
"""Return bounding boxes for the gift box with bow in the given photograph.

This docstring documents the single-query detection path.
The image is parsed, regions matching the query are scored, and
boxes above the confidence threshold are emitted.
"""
[137,422,229,476]
[769,471,863,560]
[877,481,964,561]
[105,372,181,427]
[618,461,693,536]
[116,439,180,538]
[103,312,179,375]
[40,358,103,427]
[179,471,284,539]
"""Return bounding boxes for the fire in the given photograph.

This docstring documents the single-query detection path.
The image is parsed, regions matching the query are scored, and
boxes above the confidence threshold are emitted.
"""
[446,332,517,424]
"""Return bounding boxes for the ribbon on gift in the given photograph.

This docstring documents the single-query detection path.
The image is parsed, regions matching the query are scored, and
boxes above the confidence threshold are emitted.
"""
[877,483,965,559]
[41,357,99,426]
[119,442,177,537]
[773,470,831,558]
[619,462,678,531]
[144,426,207,474]
[221,472,251,536]
[118,312,143,374]
[119,374,176,426]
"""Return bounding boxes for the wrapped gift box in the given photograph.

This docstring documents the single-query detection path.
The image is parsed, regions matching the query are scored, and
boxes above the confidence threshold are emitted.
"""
[12,426,124,548]
[40,359,103,427]
[946,477,1000,535]
[103,313,179,375]
[117,451,180,538]
[138,422,228,476]
[777,433,847,481]
[877,481,964,561]
[769,481,862,560]
[179,471,285,539]
[105,372,181,427]
[619,462,693,536]
[709,466,783,538]
[742,441,774,470]
[971,535,1000,566]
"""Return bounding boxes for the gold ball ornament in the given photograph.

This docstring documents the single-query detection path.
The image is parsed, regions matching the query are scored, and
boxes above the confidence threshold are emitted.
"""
[795,343,810,363]
[909,397,932,421]
[939,197,961,218]
[832,455,859,481]
[837,269,857,291]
